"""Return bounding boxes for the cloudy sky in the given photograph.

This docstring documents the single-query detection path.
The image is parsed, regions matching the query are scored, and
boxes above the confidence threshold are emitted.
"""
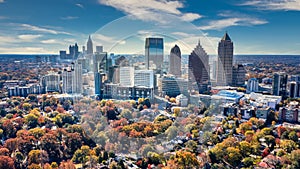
[0,0,299,54]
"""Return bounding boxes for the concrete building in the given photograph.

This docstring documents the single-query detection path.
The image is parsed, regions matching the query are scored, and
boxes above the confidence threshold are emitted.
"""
[87,35,93,55]
[217,32,233,86]
[232,64,246,87]
[247,78,259,93]
[120,67,134,87]
[272,72,288,98]
[288,81,300,98]
[158,75,188,97]
[169,44,181,77]
[42,71,60,93]
[134,70,154,88]
[62,62,82,94]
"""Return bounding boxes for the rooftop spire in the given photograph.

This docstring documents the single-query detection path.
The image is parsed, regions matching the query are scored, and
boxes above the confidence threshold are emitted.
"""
[221,31,231,41]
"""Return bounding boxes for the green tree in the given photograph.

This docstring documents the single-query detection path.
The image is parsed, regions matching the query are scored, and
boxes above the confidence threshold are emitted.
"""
[119,109,132,119]
[288,131,298,142]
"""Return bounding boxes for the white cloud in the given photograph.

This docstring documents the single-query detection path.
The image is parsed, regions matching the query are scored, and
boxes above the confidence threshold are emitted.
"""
[20,24,71,35]
[76,3,84,9]
[199,17,267,31]
[0,0,4,3]
[18,34,42,41]
[0,47,54,54]
[93,34,114,42]
[41,39,59,44]
[180,13,202,22]
[60,16,79,20]
[98,0,202,23]
[241,0,300,11]
[0,16,7,19]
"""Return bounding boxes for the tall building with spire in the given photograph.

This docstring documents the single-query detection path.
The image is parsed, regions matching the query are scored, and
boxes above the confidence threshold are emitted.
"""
[87,35,93,55]
[217,32,233,86]
[188,40,210,93]
[169,44,181,77]
[145,37,164,71]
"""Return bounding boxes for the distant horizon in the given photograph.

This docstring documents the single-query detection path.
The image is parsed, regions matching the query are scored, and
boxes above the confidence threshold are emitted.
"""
[1,53,300,56]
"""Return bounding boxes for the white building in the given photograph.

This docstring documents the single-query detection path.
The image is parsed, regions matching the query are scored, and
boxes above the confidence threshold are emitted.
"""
[43,71,60,92]
[247,78,259,93]
[120,67,134,87]
[62,62,82,94]
[134,70,154,88]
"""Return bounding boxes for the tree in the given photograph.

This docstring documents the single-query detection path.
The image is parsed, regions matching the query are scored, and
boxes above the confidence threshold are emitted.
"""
[58,160,76,169]
[0,148,10,156]
[28,150,49,165]
[226,147,242,168]
[166,126,178,140]
[166,150,200,169]
[239,141,252,157]
[280,140,297,153]
[28,163,42,169]
[25,113,39,128]
[0,156,15,169]
[288,131,298,142]
[119,108,132,119]
[22,103,32,111]
[291,149,300,168]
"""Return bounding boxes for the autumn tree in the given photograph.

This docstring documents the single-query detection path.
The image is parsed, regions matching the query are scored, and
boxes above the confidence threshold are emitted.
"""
[0,156,15,169]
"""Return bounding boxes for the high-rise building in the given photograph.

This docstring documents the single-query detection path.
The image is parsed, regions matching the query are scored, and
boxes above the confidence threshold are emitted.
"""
[95,72,103,96]
[62,62,82,94]
[59,50,67,60]
[217,32,233,86]
[232,64,246,87]
[96,46,103,53]
[158,75,188,97]
[272,72,288,98]
[247,78,259,93]
[145,37,164,70]
[94,52,108,73]
[120,67,134,86]
[188,40,210,93]
[288,81,300,98]
[169,44,181,77]
[43,71,60,93]
[134,70,154,88]
[87,35,93,55]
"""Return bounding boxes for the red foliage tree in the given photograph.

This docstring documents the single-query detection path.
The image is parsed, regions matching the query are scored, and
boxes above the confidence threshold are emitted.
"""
[0,156,15,169]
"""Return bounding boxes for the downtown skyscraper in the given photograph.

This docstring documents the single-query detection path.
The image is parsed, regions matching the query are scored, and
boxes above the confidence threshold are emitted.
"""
[169,44,181,77]
[87,35,93,55]
[145,37,164,71]
[217,32,233,86]
[188,40,210,93]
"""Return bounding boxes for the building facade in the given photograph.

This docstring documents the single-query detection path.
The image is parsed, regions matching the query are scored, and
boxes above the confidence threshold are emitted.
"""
[217,32,233,86]
[247,78,259,93]
[145,37,164,71]
[272,72,288,98]
[232,64,246,87]
[87,35,93,55]
[169,44,181,77]
[120,67,134,87]
[43,71,60,93]
[188,40,210,93]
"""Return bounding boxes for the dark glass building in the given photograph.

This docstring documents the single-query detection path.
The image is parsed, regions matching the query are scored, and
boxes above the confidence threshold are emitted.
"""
[188,40,210,93]
[145,37,164,71]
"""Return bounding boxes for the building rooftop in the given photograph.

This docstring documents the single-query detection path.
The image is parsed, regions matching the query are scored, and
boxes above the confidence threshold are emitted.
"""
[221,32,231,41]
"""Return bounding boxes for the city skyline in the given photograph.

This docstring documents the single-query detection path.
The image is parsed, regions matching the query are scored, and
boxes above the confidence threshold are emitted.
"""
[0,0,300,54]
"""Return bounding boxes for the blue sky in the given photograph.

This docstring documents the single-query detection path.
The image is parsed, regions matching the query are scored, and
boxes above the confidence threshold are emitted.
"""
[0,0,299,54]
